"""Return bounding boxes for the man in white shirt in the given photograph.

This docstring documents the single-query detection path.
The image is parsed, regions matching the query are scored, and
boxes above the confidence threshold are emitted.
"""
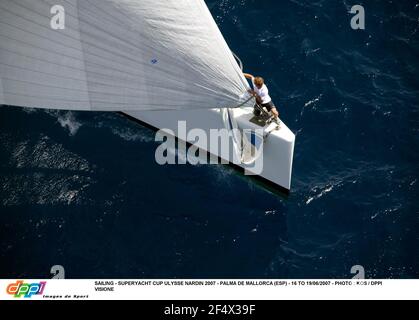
[244,73,279,120]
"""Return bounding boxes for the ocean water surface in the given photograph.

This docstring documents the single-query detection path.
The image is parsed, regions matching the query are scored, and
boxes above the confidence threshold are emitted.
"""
[0,0,418,278]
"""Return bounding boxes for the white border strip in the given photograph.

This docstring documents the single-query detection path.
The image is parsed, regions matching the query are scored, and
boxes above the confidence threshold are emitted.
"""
[1,279,418,300]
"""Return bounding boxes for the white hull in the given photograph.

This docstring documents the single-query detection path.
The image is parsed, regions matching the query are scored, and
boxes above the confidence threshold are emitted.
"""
[124,107,295,192]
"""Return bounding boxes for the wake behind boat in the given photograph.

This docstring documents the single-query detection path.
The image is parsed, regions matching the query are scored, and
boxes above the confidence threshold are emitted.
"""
[0,0,295,192]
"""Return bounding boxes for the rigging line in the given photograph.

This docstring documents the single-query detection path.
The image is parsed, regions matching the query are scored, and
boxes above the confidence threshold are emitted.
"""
[233,94,255,109]
[230,51,254,109]
[231,51,243,72]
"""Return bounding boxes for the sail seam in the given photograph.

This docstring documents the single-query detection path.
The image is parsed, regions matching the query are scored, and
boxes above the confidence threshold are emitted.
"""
[75,0,92,110]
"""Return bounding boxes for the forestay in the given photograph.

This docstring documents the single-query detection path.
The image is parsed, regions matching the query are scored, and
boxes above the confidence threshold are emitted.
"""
[0,0,249,111]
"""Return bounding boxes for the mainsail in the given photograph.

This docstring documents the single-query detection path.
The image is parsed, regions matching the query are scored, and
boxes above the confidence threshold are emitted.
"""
[0,0,249,111]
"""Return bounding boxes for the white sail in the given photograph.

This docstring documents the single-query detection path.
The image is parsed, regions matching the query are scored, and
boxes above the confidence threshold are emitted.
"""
[0,0,249,111]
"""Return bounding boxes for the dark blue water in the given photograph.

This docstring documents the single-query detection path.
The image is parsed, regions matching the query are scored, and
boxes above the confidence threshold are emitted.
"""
[1,0,418,279]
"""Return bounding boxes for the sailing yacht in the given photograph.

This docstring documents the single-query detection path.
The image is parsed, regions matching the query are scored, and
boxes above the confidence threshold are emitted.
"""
[0,0,295,192]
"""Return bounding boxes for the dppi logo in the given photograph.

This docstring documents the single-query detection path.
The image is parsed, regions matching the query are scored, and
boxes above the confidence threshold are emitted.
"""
[6,281,46,298]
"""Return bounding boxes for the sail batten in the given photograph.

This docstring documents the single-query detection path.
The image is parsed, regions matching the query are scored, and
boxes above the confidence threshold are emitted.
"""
[0,0,249,111]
